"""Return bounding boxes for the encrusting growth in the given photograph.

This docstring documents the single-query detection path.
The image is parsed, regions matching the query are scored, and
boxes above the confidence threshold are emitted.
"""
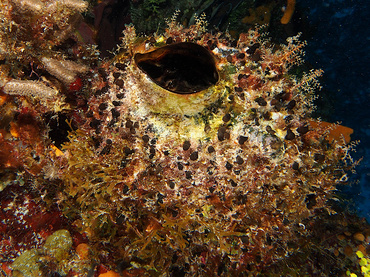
[57,14,359,275]
[0,4,365,276]
[0,0,89,111]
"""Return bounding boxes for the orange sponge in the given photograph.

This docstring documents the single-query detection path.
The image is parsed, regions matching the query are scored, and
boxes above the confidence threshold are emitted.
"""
[281,0,296,24]
[308,120,354,144]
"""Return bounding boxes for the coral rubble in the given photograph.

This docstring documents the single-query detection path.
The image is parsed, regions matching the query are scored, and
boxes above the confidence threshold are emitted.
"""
[0,2,368,277]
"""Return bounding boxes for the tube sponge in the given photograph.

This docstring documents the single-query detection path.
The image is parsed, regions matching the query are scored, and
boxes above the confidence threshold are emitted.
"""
[281,0,296,24]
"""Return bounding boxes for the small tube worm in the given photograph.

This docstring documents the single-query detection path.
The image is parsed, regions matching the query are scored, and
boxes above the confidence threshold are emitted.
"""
[3,79,58,99]
[10,0,43,14]
[42,57,88,85]
[42,57,77,85]
[10,0,88,15]
[47,0,88,13]
[60,59,89,74]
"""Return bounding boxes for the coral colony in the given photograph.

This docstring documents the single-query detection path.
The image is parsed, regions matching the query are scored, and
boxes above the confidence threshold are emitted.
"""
[0,0,368,276]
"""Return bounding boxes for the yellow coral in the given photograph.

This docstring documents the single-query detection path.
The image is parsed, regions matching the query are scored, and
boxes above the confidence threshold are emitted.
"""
[347,251,370,277]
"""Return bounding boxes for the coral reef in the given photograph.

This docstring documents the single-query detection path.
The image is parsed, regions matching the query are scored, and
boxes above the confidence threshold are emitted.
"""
[58,14,361,275]
[0,2,368,277]
[0,0,94,112]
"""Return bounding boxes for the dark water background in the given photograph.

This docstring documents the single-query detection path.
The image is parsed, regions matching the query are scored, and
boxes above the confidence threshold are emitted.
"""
[299,0,369,220]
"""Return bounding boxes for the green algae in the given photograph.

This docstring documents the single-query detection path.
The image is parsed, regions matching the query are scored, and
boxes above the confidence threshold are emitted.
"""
[11,249,42,277]
[43,229,72,262]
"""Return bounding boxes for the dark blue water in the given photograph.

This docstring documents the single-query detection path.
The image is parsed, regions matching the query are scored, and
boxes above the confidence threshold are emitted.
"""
[300,0,370,220]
